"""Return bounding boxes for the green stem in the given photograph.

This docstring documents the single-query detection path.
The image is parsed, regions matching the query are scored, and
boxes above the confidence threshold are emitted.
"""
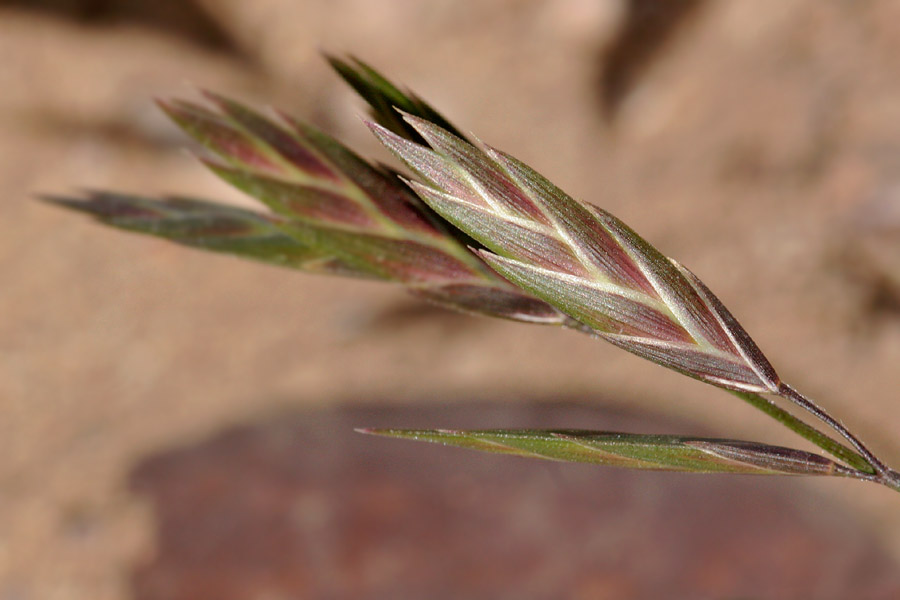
[776,383,895,480]
[728,390,875,474]
[736,388,900,492]
[884,470,900,493]
[561,319,900,490]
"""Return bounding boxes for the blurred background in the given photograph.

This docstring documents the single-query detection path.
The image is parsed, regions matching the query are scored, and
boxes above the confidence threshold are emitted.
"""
[4,0,900,598]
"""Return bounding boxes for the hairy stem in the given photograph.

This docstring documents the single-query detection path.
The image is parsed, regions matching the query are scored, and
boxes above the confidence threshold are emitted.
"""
[777,383,900,490]
[729,390,874,474]
[777,383,884,472]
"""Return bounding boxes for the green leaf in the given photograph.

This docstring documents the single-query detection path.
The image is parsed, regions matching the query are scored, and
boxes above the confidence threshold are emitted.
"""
[359,428,855,477]
[727,390,874,474]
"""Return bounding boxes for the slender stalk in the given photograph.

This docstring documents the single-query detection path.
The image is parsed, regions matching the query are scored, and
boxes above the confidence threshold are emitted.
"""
[831,465,882,483]
[886,474,900,493]
[729,390,873,474]
[564,315,874,473]
[778,383,900,490]
[777,383,885,473]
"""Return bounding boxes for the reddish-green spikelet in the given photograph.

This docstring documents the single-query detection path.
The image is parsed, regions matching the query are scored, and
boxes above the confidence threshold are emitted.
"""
[369,114,782,394]
[50,93,566,325]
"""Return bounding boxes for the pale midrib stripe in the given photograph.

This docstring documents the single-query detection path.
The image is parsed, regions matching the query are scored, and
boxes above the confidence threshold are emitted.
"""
[229,117,406,237]
[599,331,741,365]
[600,219,719,354]
[671,260,775,390]
[477,158,614,287]
[497,259,670,315]
[421,184,556,236]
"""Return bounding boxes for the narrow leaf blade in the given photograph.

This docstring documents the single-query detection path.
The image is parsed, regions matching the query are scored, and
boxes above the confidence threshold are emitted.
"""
[360,429,850,477]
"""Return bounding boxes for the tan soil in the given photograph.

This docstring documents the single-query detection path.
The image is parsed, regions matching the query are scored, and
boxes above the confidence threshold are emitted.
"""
[4,1,900,598]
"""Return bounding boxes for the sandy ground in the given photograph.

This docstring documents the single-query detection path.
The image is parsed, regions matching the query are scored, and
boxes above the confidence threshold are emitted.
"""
[4,1,900,598]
